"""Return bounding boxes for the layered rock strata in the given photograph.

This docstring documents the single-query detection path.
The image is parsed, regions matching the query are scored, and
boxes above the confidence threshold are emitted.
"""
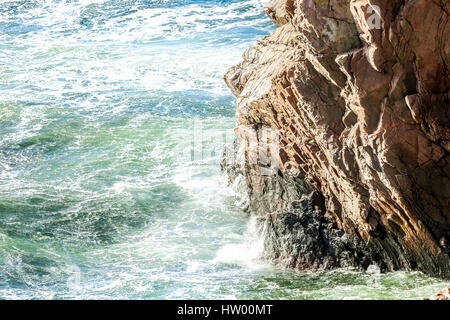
[222,0,450,277]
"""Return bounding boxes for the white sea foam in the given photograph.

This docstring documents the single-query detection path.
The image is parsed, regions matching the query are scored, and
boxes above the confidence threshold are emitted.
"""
[213,216,266,269]
[0,0,270,109]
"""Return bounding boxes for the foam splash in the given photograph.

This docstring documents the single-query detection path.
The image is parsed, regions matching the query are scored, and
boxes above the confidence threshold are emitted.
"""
[213,216,266,268]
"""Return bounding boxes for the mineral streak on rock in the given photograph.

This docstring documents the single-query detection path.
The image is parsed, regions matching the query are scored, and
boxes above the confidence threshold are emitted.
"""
[222,0,450,277]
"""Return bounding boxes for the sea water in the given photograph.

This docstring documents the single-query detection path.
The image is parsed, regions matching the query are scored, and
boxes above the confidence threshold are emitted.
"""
[0,0,447,299]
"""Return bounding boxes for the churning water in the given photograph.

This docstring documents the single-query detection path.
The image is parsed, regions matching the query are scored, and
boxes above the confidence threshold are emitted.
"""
[0,0,447,299]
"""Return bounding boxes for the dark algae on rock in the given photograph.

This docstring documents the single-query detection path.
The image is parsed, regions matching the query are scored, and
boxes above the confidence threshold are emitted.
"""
[222,0,450,278]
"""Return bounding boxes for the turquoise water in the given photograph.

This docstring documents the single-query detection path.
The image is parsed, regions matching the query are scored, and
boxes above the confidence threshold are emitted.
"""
[0,0,447,299]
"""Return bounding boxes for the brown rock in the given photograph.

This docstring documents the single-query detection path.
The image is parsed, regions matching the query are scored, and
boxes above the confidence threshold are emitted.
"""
[427,287,450,300]
[224,0,450,277]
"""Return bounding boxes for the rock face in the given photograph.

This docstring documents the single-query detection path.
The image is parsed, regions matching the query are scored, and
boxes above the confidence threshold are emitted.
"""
[223,0,450,277]
[427,287,450,300]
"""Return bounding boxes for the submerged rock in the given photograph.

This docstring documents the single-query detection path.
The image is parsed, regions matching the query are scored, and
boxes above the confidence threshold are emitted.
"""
[222,0,450,277]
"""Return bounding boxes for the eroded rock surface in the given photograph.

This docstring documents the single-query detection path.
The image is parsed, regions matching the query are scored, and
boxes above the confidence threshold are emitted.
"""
[223,0,450,277]
[427,287,450,300]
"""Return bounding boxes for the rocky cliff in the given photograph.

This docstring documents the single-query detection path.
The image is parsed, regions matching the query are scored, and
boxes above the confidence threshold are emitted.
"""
[222,0,450,277]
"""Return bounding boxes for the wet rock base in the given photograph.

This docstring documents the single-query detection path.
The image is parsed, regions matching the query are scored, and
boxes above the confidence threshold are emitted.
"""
[221,142,450,276]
